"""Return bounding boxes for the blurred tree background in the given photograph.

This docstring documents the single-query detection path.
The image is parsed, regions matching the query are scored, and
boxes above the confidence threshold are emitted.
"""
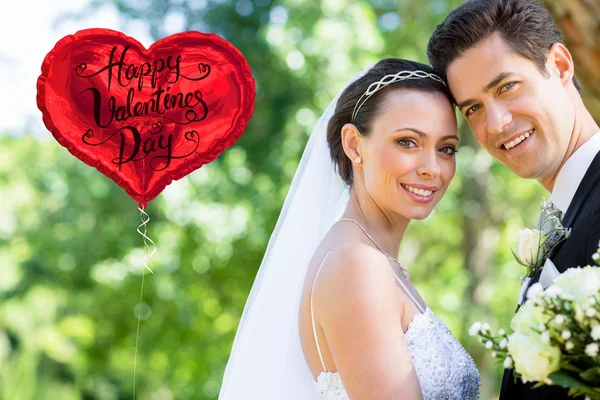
[1,0,597,399]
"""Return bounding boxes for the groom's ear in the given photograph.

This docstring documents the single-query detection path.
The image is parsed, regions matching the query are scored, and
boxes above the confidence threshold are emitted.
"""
[547,43,575,88]
[341,123,362,163]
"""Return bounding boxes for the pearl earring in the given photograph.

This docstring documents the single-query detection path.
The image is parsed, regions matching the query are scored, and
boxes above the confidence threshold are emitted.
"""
[355,157,361,163]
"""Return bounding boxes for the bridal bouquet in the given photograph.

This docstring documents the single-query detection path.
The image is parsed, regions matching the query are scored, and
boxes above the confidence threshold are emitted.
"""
[471,244,600,399]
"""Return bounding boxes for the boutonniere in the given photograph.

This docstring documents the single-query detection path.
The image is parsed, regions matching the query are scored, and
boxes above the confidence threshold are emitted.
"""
[513,199,571,280]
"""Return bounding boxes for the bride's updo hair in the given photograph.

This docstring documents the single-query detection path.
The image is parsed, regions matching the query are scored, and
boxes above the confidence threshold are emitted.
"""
[327,58,452,186]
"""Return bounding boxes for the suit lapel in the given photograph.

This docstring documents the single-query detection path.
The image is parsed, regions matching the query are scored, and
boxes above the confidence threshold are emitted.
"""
[545,150,600,270]
[561,150,600,228]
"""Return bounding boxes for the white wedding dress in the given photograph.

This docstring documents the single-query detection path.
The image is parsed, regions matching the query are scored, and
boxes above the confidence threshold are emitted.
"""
[310,251,481,400]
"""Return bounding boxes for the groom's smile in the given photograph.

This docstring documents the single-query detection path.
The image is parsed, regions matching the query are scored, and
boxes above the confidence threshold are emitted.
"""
[498,129,533,151]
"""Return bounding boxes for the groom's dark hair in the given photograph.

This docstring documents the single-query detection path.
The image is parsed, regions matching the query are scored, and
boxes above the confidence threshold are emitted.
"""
[427,0,581,94]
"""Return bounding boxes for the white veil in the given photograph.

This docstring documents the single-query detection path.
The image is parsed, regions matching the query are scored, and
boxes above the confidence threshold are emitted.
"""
[218,68,369,399]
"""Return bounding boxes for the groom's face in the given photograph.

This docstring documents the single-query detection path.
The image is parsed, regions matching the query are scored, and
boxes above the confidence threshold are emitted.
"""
[445,33,574,182]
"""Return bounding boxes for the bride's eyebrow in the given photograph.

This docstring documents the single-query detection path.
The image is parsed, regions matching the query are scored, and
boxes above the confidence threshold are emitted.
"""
[391,127,427,136]
[392,128,459,142]
[441,135,459,142]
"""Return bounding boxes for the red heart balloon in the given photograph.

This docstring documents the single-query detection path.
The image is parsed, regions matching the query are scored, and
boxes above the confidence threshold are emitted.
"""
[37,28,255,207]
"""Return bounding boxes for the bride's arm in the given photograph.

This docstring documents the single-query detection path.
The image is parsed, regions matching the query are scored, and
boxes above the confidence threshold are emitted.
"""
[313,242,423,400]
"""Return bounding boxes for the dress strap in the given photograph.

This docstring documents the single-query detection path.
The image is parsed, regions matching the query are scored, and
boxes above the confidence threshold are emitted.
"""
[310,250,333,373]
[333,219,426,314]
[392,272,425,314]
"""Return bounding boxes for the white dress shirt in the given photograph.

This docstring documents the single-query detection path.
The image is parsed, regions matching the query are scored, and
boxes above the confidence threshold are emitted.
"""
[550,131,600,215]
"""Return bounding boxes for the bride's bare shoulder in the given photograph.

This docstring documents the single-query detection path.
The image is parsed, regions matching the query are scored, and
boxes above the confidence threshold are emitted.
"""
[312,241,397,306]
[321,241,388,272]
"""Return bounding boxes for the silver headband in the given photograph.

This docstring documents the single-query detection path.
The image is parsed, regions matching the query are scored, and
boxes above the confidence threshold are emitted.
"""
[351,70,446,123]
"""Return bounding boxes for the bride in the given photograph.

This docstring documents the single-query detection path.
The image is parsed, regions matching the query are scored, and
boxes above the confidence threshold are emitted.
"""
[219,58,480,399]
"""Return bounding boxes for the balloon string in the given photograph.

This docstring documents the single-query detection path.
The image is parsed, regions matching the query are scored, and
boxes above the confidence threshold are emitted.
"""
[137,207,156,274]
[133,206,156,399]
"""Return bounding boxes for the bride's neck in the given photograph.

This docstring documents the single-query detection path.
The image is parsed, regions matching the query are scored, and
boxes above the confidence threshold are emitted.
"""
[342,190,410,257]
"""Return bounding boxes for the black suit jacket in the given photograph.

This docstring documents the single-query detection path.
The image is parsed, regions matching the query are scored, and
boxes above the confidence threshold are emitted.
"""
[500,150,600,400]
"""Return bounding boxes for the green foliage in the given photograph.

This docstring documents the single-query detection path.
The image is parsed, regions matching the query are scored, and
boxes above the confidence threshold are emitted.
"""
[1,0,548,398]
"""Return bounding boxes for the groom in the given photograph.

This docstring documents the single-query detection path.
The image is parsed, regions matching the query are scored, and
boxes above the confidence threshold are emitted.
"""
[427,0,600,398]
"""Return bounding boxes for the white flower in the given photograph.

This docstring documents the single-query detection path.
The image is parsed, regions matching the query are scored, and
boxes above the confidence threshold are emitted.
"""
[481,323,490,333]
[527,283,544,300]
[554,315,565,325]
[508,332,560,382]
[582,300,594,310]
[592,326,600,341]
[491,351,497,357]
[485,340,493,349]
[586,308,596,317]
[545,285,562,299]
[511,301,549,337]
[469,322,482,336]
[593,253,600,261]
[541,332,550,344]
[554,266,600,303]
[565,341,574,351]
[586,343,599,357]
[498,329,506,336]
[518,228,545,265]
[499,338,508,349]
[504,356,513,369]
[561,330,571,340]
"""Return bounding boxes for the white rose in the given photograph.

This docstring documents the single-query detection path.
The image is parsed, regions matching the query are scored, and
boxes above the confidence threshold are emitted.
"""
[554,266,600,303]
[554,314,565,325]
[586,343,599,357]
[511,301,549,336]
[518,228,545,265]
[561,330,571,340]
[593,253,599,261]
[508,332,561,383]
[545,285,562,299]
